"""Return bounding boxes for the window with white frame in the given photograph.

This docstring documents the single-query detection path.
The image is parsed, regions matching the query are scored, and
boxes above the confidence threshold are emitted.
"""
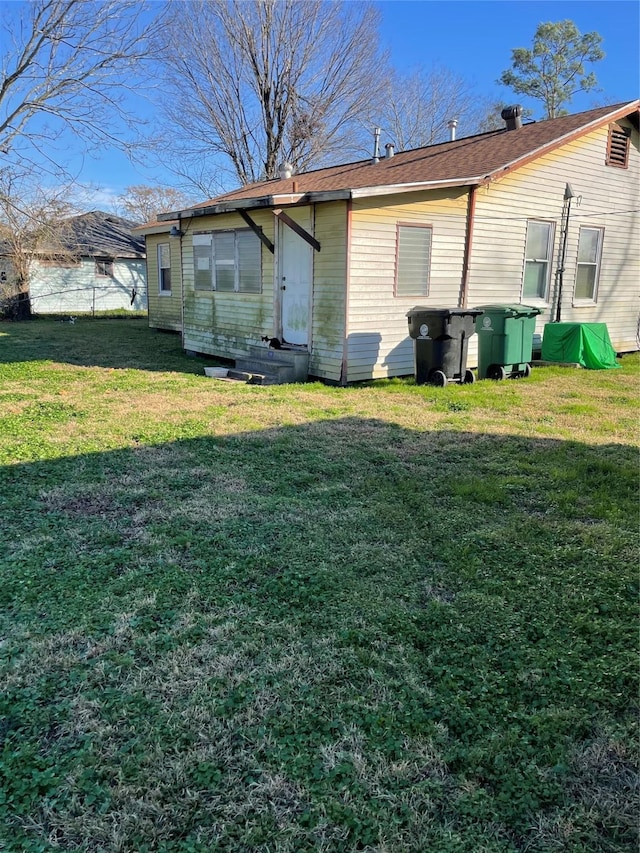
[395,224,432,297]
[158,243,171,293]
[574,227,603,302]
[193,230,261,293]
[522,220,554,300]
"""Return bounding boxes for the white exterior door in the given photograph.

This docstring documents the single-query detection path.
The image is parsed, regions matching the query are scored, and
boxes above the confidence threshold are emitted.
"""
[279,214,313,346]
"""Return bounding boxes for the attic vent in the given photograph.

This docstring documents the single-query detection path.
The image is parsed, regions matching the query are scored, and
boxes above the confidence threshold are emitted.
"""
[501,105,523,131]
[606,123,631,168]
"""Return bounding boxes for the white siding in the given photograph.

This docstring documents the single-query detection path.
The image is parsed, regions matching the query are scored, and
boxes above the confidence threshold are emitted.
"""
[468,118,640,354]
[29,258,147,314]
[348,189,469,381]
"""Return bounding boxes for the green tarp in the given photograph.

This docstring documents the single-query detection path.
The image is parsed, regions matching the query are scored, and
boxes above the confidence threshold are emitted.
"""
[541,322,619,369]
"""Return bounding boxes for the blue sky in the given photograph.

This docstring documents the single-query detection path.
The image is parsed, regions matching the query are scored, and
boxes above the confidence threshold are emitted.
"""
[62,0,640,207]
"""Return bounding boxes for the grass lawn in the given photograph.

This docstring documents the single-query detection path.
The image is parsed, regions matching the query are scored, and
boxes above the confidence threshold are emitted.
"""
[0,317,638,852]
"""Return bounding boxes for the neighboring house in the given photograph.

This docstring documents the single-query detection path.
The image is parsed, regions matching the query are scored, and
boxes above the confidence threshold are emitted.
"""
[8,212,147,314]
[140,100,639,383]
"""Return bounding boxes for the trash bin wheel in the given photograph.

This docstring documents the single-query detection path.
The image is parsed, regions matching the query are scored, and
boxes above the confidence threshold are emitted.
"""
[487,364,506,381]
[523,363,532,378]
[463,369,475,384]
[430,370,448,387]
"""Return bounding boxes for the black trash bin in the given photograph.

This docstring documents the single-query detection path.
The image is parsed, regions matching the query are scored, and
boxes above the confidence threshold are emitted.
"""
[406,307,484,386]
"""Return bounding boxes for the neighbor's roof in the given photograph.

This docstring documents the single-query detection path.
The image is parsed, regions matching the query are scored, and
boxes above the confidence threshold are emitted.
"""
[153,100,638,223]
[62,211,145,258]
[0,211,147,257]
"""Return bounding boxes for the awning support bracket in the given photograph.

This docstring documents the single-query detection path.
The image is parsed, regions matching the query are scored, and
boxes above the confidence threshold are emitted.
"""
[273,209,321,252]
[238,210,274,254]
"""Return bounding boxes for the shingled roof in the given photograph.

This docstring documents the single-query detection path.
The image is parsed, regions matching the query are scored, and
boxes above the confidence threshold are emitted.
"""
[157,101,639,221]
[62,211,145,258]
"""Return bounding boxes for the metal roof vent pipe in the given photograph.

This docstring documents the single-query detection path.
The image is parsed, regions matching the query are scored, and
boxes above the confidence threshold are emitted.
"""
[278,162,293,180]
[501,105,523,131]
[448,119,458,141]
[385,142,395,159]
[372,127,381,164]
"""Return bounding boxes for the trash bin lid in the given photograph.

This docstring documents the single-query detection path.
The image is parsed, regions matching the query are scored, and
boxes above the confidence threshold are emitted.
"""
[472,303,542,317]
[407,306,484,318]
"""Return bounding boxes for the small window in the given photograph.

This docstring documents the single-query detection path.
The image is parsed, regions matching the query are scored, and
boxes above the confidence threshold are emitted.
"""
[606,124,630,168]
[158,243,172,293]
[395,224,432,297]
[522,220,554,300]
[95,258,113,277]
[191,230,261,293]
[574,227,603,302]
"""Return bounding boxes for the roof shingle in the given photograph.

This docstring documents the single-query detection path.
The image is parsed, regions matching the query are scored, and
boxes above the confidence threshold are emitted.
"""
[176,101,638,213]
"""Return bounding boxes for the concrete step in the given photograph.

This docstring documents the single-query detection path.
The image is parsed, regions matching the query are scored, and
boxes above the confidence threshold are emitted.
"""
[246,345,309,382]
[234,357,298,384]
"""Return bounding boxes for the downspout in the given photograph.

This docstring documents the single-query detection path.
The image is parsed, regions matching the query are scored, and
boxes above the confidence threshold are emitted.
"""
[459,185,477,308]
[340,198,352,385]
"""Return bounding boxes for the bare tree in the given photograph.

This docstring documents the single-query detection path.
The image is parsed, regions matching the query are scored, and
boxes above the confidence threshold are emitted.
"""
[0,0,162,175]
[0,170,77,319]
[153,0,385,192]
[119,185,195,224]
[375,66,489,151]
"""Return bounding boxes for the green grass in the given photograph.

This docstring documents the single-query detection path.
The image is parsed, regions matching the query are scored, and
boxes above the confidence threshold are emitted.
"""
[0,318,638,852]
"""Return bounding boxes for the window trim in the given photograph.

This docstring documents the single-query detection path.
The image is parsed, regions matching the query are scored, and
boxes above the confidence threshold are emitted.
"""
[157,242,172,295]
[394,222,433,298]
[192,228,262,294]
[521,219,555,304]
[95,258,114,277]
[605,123,630,169]
[573,225,604,305]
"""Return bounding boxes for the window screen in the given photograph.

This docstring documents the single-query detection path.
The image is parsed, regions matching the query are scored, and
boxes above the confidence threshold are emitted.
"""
[193,234,213,290]
[575,227,603,301]
[523,221,553,300]
[158,243,171,292]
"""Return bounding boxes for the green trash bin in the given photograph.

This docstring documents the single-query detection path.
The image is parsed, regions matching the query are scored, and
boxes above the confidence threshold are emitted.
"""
[473,304,542,380]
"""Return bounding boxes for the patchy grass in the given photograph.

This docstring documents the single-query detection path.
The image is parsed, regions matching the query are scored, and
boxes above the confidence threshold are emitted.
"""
[0,318,638,852]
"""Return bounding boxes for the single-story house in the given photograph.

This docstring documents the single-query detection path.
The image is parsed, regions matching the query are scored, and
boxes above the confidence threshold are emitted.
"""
[140,100,639,383]
[1,211,147,315]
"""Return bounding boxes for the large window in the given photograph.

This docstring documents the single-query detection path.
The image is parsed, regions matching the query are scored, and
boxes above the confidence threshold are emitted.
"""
[522,220,554,300]
[193,230,261,293]
[395,224,432,297]
[158,243,172,293]
[574,227,603,302]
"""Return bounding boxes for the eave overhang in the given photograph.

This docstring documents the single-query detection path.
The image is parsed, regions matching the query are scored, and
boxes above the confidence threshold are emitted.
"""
[157,178,484,220]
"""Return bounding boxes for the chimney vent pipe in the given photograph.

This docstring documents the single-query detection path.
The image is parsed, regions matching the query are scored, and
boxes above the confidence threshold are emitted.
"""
[447,119,458,141]
[278,161,293,180]
[385,143,395,159]
[372,127,381,164]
